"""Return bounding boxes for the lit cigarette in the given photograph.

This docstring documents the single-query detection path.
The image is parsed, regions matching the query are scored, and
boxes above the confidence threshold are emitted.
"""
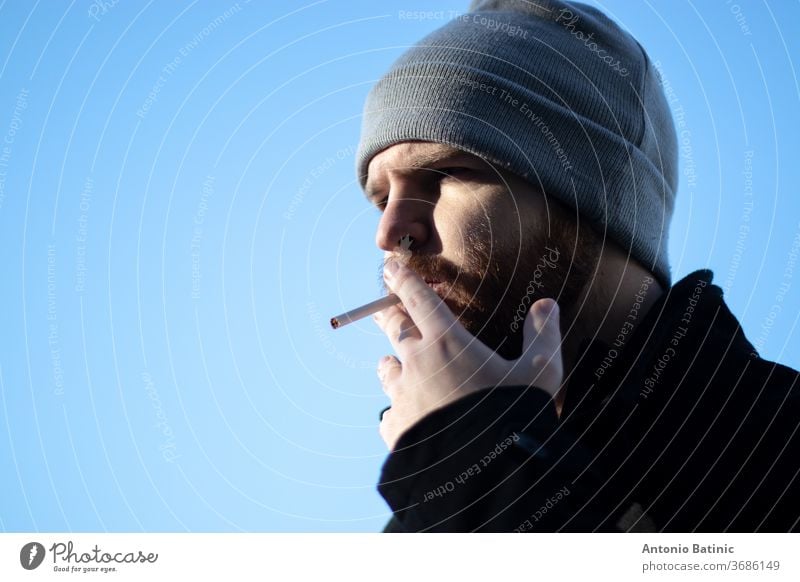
[330,293,401,330]
[331,234,413,330]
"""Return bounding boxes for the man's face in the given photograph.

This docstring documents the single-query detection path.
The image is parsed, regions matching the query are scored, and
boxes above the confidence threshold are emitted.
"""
[366,141,600,360]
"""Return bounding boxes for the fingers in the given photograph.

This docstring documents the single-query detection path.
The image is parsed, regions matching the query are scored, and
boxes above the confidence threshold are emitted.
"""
[376,354,402,396]
[377,356,401,451]
[379,410,394,450]
[383,260,458,338]
[520,298,563,397]
[373,304,422,354]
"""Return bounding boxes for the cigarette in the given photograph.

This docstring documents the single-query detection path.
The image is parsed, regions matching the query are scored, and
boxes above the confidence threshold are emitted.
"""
[330,293,401,330]
[331,234,412,330]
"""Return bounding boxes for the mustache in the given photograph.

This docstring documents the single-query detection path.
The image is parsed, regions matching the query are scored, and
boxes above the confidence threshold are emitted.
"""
[377,253,499,313]
[403,254,461,280]
[378,253,473,287]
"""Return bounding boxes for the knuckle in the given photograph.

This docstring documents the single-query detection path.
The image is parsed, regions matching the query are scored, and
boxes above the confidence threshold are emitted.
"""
[390,268,412,293]
[407,288,437,312]
[404,288,424,310]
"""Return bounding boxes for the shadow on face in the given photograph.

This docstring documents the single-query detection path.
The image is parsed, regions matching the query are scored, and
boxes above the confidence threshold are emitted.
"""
[368,141,604,359]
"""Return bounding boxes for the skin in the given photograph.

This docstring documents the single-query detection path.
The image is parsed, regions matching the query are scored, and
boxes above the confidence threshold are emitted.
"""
[366,141,664,451]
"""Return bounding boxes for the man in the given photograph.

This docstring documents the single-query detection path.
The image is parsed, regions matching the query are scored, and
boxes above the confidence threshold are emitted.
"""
[357,0,800,532]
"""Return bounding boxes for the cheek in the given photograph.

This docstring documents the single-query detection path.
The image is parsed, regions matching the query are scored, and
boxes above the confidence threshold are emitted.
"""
[434,187,533,262]
[477,197,529,255]
[432,200,492,262]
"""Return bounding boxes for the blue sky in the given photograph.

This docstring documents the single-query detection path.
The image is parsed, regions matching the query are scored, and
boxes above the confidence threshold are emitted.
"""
[0,0,797,532]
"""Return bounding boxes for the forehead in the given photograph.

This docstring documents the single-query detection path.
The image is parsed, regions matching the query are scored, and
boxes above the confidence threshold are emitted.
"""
[369,141,477,166]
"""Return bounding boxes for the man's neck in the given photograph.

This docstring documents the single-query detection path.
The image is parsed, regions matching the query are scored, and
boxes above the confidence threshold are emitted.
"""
[556,261,665,416]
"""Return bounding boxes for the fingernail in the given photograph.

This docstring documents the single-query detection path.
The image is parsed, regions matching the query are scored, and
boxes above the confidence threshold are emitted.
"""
[384,261,399,278]
[538,300,558,318]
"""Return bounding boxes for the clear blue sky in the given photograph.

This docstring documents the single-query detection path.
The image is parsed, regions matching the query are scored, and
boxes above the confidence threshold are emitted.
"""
[0,0,797,532]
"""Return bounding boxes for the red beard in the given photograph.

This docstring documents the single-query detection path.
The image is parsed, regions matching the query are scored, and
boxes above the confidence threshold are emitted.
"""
[383,216,600,360]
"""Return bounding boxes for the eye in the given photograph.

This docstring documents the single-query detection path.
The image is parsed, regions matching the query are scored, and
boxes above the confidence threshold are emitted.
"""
[437,167,471,179]
[373,195,388,211]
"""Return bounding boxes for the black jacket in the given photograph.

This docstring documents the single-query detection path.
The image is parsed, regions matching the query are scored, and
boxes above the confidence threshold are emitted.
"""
[378,270,800,532]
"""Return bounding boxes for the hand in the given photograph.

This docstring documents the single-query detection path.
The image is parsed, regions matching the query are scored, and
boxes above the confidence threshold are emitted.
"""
[374,260,563,451]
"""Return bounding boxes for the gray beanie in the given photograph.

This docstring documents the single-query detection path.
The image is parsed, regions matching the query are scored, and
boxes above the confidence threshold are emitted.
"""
[357,0,677,287]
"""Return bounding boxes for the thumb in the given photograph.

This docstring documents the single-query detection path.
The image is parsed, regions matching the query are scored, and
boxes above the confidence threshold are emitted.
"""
[520,298,563,398]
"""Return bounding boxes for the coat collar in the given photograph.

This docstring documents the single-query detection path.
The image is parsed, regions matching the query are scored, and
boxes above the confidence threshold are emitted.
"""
[559,269,754,420]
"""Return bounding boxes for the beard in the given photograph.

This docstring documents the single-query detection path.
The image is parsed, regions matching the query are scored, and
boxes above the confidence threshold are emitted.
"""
[385,213,601,360]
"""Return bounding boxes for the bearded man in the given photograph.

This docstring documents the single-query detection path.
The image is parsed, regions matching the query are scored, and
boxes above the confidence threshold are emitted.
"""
[357,0,800,532]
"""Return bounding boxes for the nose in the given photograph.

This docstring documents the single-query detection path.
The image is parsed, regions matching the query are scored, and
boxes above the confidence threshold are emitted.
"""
[375,192,432,252]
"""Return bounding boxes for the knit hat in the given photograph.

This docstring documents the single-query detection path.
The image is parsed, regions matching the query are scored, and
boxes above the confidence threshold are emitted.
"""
[357,0,677,286]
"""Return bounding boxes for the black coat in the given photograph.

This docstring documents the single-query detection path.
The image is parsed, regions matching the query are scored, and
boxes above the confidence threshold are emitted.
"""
[378,270,800,532]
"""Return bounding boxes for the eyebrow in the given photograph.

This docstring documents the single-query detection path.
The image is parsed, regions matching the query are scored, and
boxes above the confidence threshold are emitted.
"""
[364,146,477,202]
